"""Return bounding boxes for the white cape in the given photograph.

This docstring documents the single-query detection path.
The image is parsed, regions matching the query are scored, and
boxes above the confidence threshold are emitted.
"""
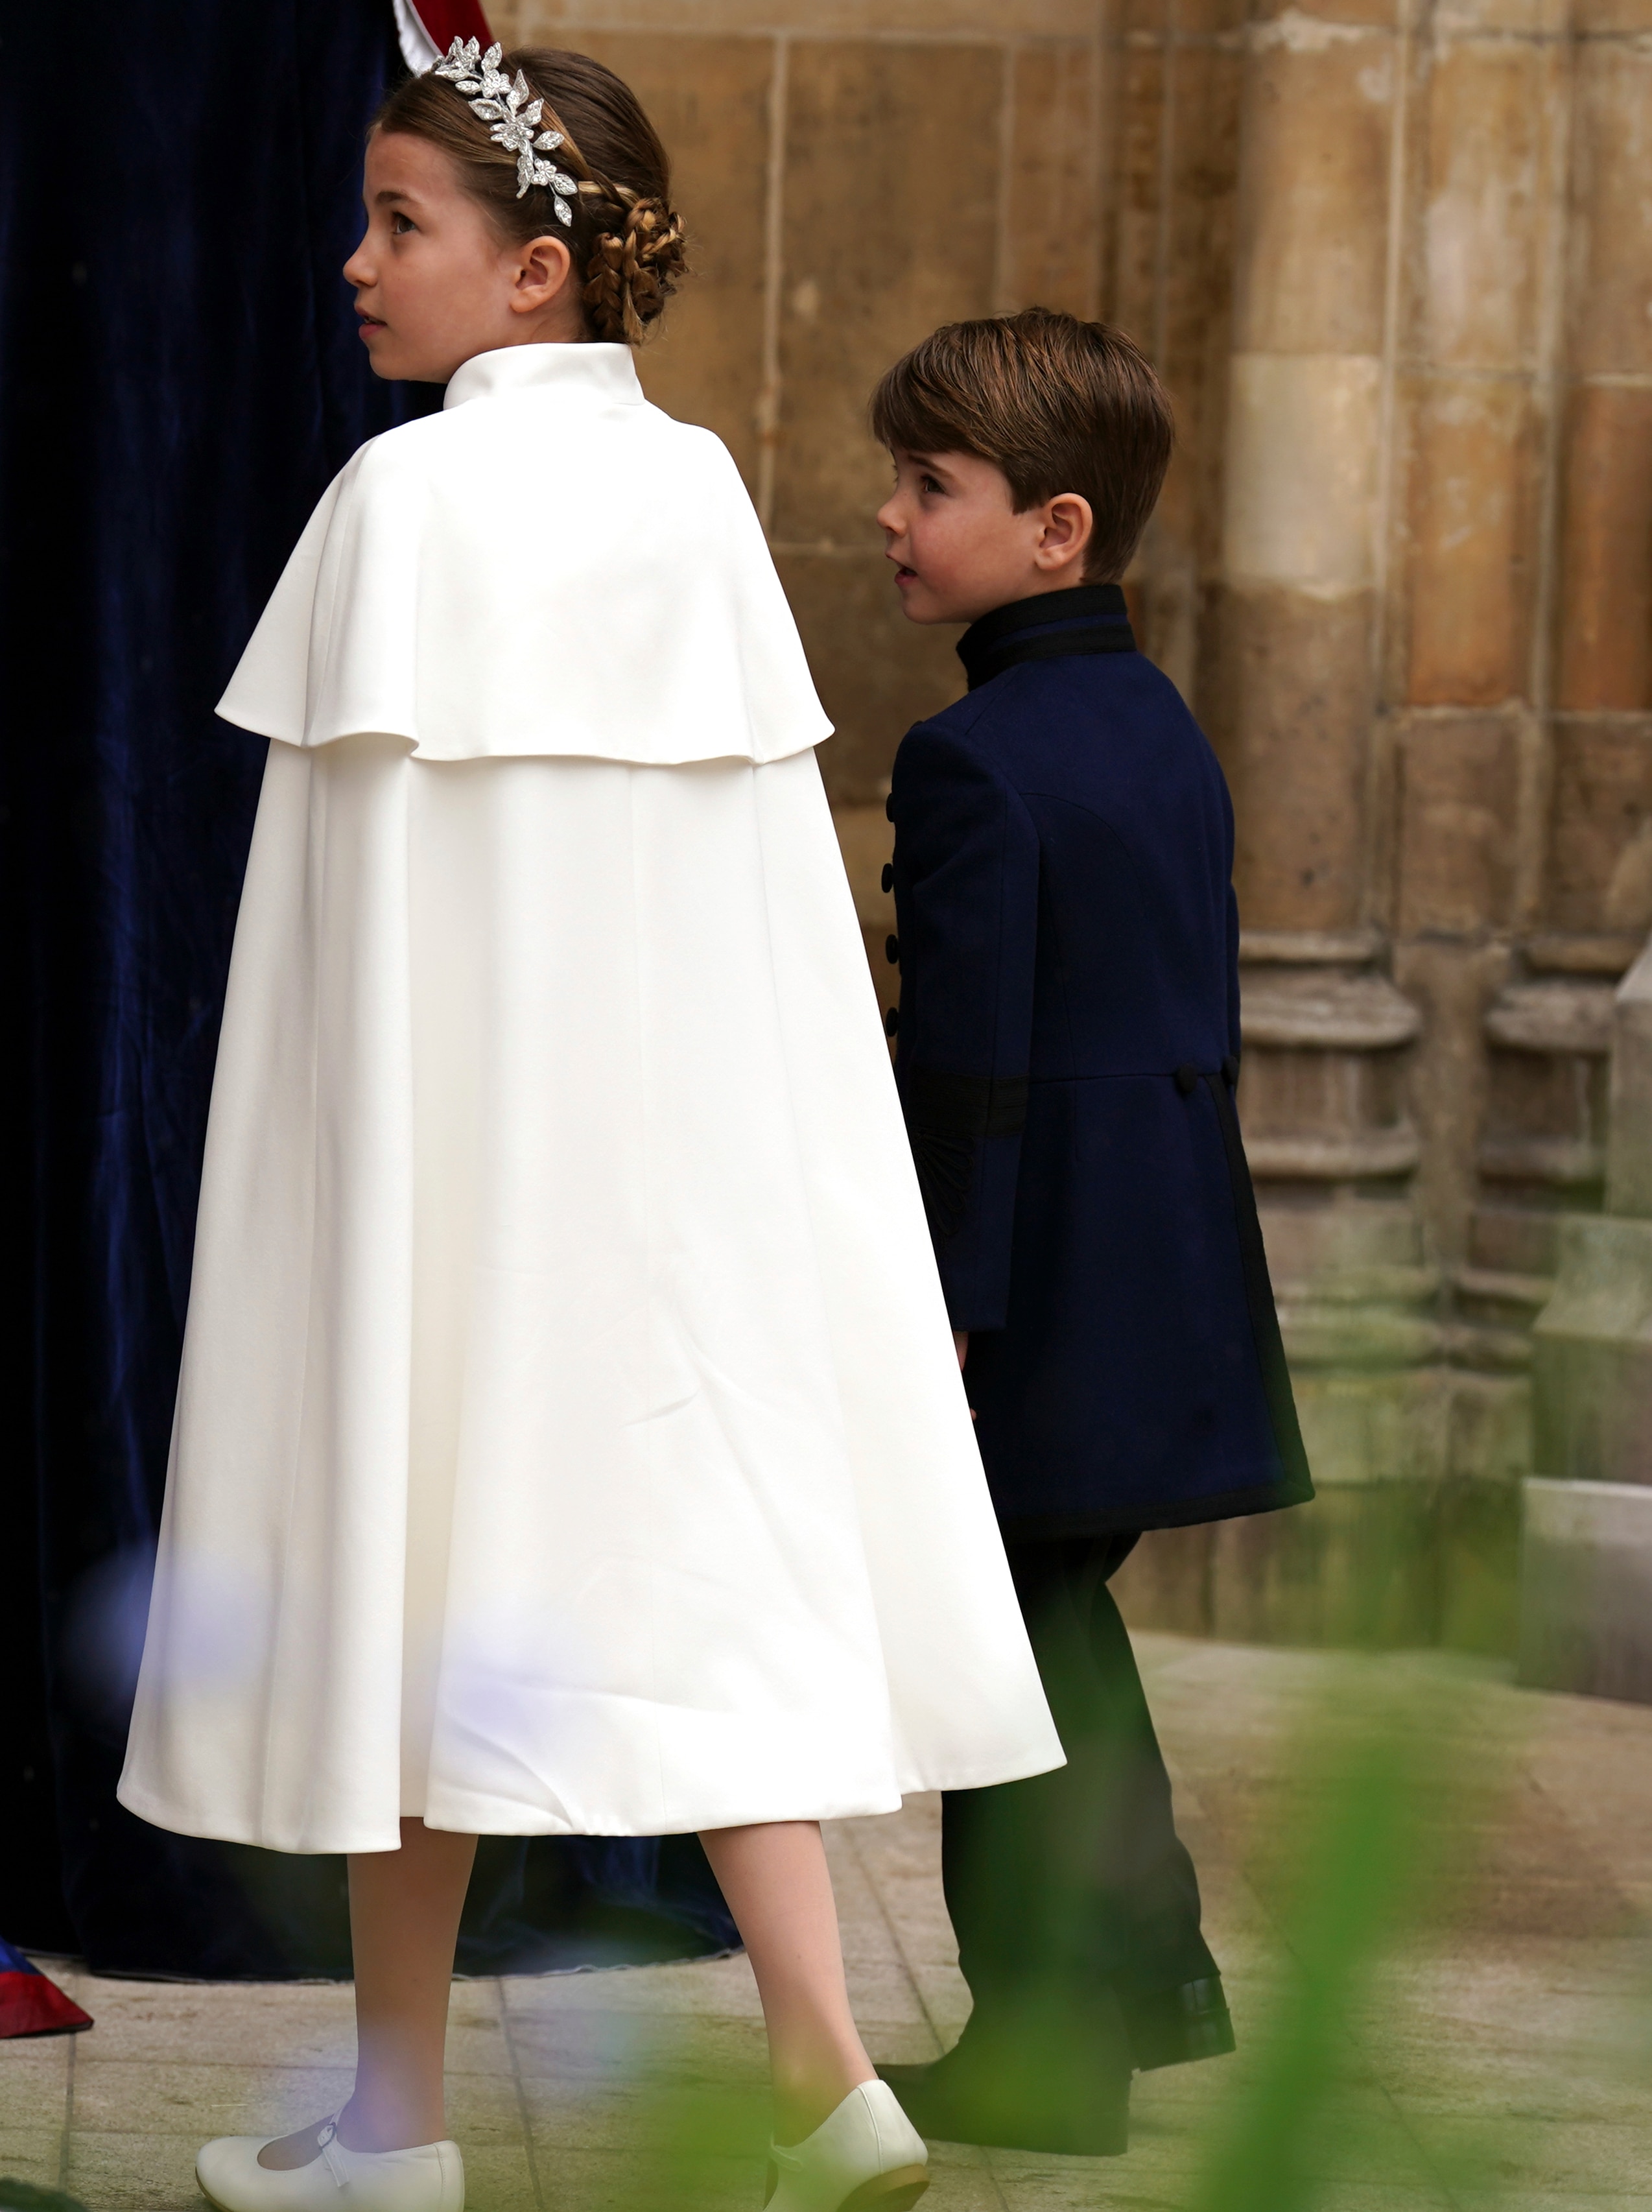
[119,344,1061,1851]
[217,343,831,765]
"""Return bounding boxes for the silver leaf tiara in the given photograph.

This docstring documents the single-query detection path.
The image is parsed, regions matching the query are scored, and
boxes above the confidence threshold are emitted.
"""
[431,38,580,225]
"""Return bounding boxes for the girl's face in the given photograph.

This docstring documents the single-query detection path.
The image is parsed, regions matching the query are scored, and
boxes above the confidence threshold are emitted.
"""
[344,130,584,383]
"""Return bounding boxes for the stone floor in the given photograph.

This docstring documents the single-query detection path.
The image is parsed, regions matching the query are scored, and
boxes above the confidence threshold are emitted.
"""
[5,1633,1652,2211]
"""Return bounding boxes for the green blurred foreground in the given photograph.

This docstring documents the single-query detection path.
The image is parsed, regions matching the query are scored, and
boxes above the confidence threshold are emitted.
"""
[8,1635,1651,2209]
[620,1651,1652,2212]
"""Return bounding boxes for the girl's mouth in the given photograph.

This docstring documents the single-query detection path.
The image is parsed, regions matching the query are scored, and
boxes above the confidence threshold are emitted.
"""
[357,315,386,339]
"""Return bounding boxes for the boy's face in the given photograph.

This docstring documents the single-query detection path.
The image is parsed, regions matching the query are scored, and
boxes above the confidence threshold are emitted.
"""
[877,448,1094,624]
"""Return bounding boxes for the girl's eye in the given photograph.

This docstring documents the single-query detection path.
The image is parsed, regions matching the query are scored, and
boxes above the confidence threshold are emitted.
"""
[390,211,414,235]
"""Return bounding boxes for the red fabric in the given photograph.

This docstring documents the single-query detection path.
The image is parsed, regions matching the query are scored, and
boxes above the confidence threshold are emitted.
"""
[408,0,493,48]
[0,1968,93,2038]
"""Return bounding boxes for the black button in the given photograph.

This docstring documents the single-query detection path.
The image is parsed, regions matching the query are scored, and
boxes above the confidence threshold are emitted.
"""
[880,862,894,894]
[1174,1064,1199,1096]
[884,1007,900,1037]
[886,935,900,964]
[1222,1054,1240,1086]
[885,794,895,822]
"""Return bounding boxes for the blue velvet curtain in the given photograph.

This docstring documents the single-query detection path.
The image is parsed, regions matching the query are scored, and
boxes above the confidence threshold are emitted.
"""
[0,0,734,1977]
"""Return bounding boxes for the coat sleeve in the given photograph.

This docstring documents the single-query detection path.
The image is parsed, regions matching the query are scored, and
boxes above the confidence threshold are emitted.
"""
[890,722,1039,1333]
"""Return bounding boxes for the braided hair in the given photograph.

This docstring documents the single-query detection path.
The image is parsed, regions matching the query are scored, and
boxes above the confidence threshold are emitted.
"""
[374,47,689,346]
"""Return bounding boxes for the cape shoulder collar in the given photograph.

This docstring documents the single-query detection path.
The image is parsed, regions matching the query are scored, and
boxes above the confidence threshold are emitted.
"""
[443,341,646,411]
[214,340,829,767]
[956,584,1135,691]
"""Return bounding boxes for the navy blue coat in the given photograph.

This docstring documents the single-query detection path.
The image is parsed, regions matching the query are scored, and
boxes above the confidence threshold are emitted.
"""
[887,585,1312,1537]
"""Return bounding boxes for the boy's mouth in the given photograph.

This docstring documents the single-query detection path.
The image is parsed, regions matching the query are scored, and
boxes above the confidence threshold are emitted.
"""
[894,565,917,586]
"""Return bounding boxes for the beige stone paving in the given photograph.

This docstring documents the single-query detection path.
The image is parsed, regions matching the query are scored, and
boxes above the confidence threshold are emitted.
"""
[5,1634,1652,2211]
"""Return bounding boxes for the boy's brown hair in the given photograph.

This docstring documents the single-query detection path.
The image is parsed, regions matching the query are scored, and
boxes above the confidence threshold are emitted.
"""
[869,308,1174,584]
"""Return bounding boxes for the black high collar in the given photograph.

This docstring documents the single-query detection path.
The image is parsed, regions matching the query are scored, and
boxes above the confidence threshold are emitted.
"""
[956,584,1135,692]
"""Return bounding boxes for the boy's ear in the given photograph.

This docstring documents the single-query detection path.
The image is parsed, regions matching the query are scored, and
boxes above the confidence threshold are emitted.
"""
[1035,492,1094,574]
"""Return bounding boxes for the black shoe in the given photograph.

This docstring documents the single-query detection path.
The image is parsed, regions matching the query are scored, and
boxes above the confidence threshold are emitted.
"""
[1122,1976,1236,2073]
[877,2050,1129,2159]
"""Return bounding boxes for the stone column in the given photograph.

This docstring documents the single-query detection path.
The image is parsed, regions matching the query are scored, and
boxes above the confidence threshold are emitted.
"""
[1516,7,1652,1699]
[1524,937,1652,1701]
[1188,0,1448,1643]
[1384,0,1574,1648]
[1423,0,1652,1650]
[1104,0,1247,701]
[1207,2,1395,927]
[1507,2,1652,1272]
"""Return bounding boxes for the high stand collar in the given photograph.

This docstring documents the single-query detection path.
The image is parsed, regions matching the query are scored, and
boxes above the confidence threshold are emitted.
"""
[443,342,645,410]
[956,583,1134,691]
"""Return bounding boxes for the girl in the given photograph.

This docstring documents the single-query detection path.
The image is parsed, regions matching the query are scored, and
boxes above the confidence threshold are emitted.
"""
[119,43,1061,2212]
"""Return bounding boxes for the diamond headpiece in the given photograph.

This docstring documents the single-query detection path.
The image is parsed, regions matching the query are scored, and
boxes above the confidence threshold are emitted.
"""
[432,39,579,224]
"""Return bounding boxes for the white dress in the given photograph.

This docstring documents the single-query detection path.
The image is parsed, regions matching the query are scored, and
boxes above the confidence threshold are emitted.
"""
[117,342,1062,1855]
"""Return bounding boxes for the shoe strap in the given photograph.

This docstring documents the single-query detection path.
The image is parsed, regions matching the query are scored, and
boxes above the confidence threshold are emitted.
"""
[314,2115,349,2191]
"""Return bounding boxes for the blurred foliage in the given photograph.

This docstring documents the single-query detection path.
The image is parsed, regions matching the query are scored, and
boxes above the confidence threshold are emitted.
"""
[1168,1628,1652,2210]
[1183,1669,1470,2212]
[605,1663,1563,2211]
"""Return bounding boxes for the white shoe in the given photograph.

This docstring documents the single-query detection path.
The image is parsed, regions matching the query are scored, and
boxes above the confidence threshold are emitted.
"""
[196,2113,464,2212]
[764,2082,929,2212]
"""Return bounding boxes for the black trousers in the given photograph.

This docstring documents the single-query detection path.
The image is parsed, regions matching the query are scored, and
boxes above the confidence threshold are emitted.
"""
[939,1534,1223,2083]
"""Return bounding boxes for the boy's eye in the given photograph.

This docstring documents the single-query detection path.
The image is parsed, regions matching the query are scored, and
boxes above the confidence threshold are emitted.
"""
[919,474,943,495]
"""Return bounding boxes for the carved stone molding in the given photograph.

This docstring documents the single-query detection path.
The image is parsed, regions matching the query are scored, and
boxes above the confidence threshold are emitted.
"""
[1245,1128,1422,1183]
[1238,957,1439,1383]
[1456,971,1620,1373]
[1242,971,1421,1054]
[1239,928,1385,967]
[1483,984,1616,1058]
[1239,973,1421,1186]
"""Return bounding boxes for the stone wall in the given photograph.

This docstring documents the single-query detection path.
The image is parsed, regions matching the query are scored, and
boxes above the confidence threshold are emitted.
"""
[493,0,1652,1649]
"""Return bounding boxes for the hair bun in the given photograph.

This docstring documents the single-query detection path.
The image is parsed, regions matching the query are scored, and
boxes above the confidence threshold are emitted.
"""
[583,193,687,344]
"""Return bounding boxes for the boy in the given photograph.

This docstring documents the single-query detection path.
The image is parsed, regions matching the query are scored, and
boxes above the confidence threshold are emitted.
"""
[871,309,1312,2157]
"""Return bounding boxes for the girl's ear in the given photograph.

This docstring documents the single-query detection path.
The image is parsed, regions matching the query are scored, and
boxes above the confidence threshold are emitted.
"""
[512,232,576,316]
[1037,493,1094,572]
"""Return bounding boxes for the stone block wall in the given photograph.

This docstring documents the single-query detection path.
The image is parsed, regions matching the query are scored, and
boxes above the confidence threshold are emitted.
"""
[493,0,1652,1650]
[490,0,1109,987]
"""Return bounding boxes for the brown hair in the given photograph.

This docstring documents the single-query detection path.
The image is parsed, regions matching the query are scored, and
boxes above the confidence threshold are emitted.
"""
[373,48,687,345]
[869,309,1174,583]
